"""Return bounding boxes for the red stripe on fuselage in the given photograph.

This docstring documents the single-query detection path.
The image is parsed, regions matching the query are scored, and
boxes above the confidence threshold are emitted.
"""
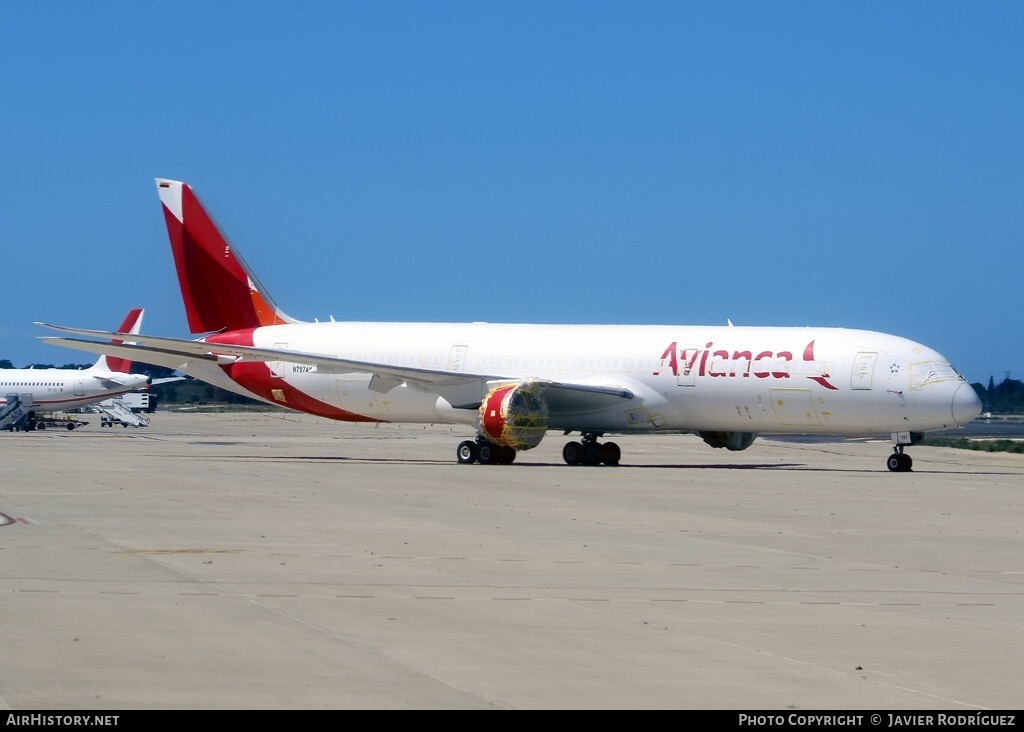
[207,330,380,423]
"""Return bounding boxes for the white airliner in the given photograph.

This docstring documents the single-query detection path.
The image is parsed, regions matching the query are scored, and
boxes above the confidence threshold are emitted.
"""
[3,309,152,428]
[40,179,982,470]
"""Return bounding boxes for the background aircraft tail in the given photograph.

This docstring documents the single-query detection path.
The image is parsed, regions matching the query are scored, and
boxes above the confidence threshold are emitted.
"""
[156,179,296,334]
[89,308,144,374]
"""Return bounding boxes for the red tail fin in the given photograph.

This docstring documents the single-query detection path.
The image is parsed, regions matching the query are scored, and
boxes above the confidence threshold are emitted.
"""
[156,179,294,334]
[95,308,144,374]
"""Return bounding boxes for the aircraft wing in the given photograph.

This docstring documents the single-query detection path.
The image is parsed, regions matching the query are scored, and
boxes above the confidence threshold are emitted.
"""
[39,325,635,412]
[40,332,218,373]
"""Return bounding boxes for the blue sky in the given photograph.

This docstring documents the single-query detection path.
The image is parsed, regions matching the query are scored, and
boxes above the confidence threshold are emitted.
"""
[1,1,1021,384]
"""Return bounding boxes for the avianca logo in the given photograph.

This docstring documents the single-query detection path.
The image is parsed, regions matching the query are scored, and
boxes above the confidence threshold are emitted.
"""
[655,339,838,390]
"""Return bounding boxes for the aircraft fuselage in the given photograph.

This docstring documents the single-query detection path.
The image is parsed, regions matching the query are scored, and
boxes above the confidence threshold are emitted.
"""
[0,369,150,412]
[192,322,977,436]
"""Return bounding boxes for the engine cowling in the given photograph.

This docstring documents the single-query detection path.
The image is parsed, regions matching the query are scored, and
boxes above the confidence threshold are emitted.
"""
[698,431,758,451]
[479,380,549,451]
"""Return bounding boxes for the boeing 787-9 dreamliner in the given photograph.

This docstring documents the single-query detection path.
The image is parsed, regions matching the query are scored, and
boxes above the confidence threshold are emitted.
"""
[40,180,981,471]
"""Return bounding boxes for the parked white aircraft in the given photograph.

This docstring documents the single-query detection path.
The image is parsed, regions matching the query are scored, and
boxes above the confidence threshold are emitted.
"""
[3,309,151,429]
[40,179,982,470]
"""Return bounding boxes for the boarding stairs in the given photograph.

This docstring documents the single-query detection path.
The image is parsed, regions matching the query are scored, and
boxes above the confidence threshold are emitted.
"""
[96,396,150,428]
[1,393,33,431]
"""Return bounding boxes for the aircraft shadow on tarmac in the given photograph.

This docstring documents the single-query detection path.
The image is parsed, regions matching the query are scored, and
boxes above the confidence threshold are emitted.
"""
[191,453,811,470]
[180,453,1018,476]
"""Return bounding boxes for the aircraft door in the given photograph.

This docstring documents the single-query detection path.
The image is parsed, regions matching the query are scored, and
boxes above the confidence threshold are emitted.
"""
[74,379,85,396]
[270,342,288,378]
[447,345,468,372]
[851,352,878,390]
[676,345,700,386]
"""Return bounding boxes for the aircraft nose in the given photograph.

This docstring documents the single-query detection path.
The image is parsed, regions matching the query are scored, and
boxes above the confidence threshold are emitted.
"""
[952,382,983,427]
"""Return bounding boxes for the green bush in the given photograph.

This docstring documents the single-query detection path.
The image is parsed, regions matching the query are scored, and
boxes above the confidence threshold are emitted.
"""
[919,437,1024,454]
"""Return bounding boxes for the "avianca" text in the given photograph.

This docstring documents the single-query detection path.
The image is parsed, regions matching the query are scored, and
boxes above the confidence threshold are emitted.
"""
[655,339,838,390]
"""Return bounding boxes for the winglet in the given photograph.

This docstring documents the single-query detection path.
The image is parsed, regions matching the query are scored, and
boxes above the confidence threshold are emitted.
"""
[156,179,297,334]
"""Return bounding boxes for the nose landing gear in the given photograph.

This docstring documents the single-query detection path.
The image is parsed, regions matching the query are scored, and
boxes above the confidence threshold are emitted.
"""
[887,432,917,472]
[887,446,913,472]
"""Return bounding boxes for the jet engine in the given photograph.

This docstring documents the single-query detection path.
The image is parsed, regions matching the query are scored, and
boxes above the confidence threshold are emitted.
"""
[698,431,758,451]
[479,380,549,451]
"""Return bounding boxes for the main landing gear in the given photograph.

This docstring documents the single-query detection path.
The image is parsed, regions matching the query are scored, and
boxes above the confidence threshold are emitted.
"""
[454,433,622,466]
[887,445,913,473]
[562,433,620,467]
[456,436,516,465]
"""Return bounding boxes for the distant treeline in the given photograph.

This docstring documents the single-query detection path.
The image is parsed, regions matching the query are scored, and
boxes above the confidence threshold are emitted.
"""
[975,376,1024,415]
[135,364,266,406]
[0,359,97,370]
[2,359,1021,414]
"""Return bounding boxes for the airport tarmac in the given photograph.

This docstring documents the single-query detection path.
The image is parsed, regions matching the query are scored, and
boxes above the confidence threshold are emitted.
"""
[0,411,1022,710]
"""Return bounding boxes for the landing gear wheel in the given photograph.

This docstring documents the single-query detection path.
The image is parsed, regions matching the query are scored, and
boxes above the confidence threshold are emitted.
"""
[477,443,496,465]
[565,435,621,466]
[457,440,478,464]
[563,441,584,466]
[600,441,621,466]
[495,445,516,465]
[887,451,913,472]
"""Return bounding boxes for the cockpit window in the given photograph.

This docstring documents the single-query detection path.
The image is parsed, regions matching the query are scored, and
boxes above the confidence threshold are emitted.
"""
[909,361,964,390]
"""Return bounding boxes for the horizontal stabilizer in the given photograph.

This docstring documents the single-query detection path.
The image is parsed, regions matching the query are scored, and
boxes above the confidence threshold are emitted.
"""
[93,375,137,389]
[151,376,185,385]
